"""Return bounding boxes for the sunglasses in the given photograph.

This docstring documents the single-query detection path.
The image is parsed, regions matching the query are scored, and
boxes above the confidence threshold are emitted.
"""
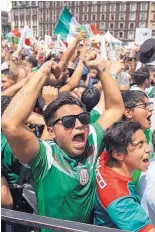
[127,102,154,111]
[50,112,90,128]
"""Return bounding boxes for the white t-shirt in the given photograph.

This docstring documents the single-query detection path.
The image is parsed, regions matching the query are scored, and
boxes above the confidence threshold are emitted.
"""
[150,98,155,131]
[137,157,155,226]
[130,85,142,91]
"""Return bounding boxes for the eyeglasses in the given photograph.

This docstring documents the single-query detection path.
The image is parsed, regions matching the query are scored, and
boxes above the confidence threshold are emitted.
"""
[50,112,90,128]
[127,102,154,111]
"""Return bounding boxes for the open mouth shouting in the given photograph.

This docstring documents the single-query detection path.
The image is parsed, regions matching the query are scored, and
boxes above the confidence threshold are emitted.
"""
[72,132,87,150]
[147,115,152,123]
[143,156,150,168]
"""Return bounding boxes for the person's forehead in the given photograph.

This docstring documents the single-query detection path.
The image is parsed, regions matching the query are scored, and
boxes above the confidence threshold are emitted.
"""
[55,104,83,117]
[130,129,145,144]
[127,129,146,151]
[1,74,9,80]
[142,96,150,103]
[136,95,149,104]
[24,60,32,66]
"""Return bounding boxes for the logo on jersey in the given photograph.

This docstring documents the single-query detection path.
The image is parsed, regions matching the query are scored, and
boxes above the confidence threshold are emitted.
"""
[80,169,89,186]
[96,157,107,189]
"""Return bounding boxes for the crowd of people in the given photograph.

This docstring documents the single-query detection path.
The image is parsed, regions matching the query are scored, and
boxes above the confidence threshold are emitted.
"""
[1,30,155,232]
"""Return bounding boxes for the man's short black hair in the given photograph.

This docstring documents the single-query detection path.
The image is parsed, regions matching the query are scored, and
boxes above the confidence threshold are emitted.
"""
[43,91,86,127]
[134,67,150,85]
[1,69,9,75]
[81,86,100,112]
[1,96,13,116]
[104,121,142,162]
[1,70,17,83]
[121,90,148,108]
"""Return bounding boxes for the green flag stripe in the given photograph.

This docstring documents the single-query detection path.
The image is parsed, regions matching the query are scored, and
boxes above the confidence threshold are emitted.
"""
[54,6,72,40]
[148,86,155,98]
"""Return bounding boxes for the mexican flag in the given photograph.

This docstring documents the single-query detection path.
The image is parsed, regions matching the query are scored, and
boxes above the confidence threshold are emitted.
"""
[6,29,21,38]
[85,24,102,36]
[54,6,80,43]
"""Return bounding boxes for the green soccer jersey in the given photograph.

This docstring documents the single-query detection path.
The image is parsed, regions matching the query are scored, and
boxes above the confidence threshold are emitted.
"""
[145,86,155,98]
[1,133,26,184]
[29,122,104,232]
[90,108,101,124]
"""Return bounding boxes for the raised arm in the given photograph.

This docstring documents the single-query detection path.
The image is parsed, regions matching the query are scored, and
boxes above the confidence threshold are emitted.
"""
[60,43,92,92]
[84,57,124,130]
[60,60,84,92]
[1,78,29,97]
[58,31,86,71]
[1,61,58,164]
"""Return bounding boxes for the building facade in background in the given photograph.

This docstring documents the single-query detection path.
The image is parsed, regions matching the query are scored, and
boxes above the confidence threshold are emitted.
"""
[11,1,155,41]
[11,1,39,37]
[1,11,11,34]
[148,1,155,37]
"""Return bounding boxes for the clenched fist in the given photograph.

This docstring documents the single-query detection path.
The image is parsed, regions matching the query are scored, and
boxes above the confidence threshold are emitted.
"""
[42,86,58,106]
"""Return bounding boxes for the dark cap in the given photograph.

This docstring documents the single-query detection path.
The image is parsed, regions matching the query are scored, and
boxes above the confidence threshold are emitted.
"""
[136,38,155,64]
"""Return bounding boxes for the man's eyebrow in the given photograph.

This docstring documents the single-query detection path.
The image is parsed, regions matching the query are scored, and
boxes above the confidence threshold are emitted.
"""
[131,140,146,146]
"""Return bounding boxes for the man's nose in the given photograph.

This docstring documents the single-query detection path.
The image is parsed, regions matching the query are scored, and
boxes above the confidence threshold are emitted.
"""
[145,144,152,154]
[74,118,83,129]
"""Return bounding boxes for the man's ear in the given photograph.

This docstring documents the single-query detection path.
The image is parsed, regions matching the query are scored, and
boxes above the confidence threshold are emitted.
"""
[112,152,124,161]
[123,108,133,120]
[47,127,56,140]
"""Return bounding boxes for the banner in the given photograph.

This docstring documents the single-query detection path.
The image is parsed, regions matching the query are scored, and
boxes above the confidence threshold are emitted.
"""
[135,28,152,44]
[100,36,108,60]
[17,26,29,51]
[45,35,51,51]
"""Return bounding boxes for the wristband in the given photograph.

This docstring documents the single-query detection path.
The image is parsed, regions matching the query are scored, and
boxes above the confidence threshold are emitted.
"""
[43,104,47,111]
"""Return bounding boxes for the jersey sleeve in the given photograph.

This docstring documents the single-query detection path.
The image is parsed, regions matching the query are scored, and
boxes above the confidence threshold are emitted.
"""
[107,196,153,232]
[28,140,54,181]
[89,122,104,156]
[90,109,101,123]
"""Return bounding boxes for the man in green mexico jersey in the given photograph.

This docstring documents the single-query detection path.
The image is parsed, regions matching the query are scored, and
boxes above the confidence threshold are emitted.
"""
[2,48,124,231]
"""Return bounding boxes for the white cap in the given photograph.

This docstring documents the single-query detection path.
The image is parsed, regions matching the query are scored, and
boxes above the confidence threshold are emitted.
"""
[1,62,9,71]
